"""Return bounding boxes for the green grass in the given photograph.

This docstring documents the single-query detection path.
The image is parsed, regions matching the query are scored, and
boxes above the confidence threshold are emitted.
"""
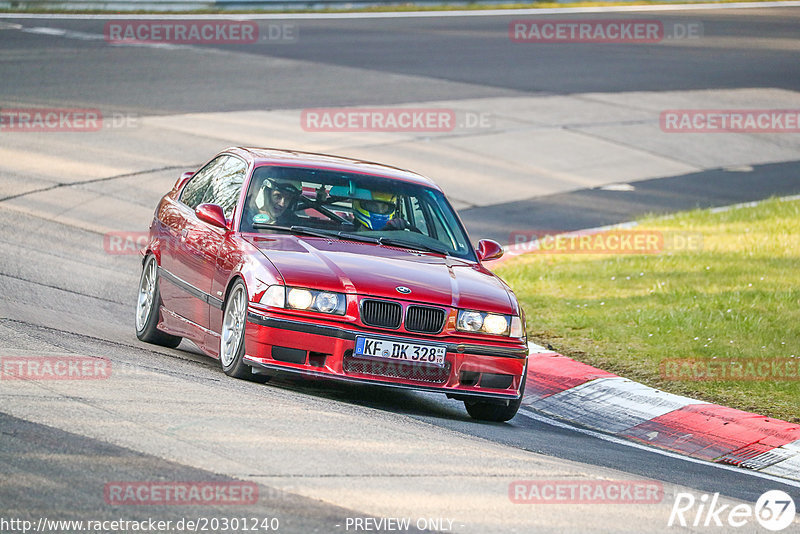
[0,0,789,14]
[497,197,800,422]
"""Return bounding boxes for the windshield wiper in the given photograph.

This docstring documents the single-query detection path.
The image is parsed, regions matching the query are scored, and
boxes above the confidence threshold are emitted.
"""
[335,232,379,244]
[252,224,444,254]
[251,224,324,237]
[251,224,339,239]
[292,227,382,244]
[378,237,449,256]
[289,226,341,239]
[252,225,380,244]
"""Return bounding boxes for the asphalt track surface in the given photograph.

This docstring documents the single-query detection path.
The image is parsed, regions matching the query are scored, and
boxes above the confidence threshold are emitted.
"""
[2,8,800,111]
[1,6,800,533]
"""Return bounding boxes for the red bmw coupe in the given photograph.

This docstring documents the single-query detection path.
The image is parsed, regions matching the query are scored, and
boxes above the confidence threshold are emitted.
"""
[136,147,528,421]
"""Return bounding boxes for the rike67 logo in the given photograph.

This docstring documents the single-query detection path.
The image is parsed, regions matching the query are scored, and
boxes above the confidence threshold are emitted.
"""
[669,490,796,531]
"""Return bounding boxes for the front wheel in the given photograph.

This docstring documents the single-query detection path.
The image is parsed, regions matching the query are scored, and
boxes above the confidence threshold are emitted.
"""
[220,280,269,383]
[135,255,182,348]
[464,378,525,422]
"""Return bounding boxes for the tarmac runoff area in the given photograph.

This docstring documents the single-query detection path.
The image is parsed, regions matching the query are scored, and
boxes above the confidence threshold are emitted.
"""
[4,87,800,217]
[1,84,800,531]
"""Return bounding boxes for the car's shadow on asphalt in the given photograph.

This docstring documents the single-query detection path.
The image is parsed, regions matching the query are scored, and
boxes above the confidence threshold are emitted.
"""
[170,342,504,425]
[267,372,474,422]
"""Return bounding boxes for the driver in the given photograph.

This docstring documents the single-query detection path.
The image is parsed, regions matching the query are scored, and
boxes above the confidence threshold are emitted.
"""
[248,178,302,226]
[353,192,411,231]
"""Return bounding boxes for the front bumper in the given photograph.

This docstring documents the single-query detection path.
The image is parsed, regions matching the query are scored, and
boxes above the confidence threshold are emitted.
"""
[244,311,528,401]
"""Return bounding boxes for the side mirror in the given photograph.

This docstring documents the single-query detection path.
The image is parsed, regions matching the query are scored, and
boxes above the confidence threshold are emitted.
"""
[476,239,504,262]
[196,203,228,230]
[174,171,194,191]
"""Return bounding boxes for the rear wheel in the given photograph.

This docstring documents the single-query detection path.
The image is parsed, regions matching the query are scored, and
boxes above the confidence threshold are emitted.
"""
[220,280,269,383]
[135,255,182,348]
[464,378,525,422]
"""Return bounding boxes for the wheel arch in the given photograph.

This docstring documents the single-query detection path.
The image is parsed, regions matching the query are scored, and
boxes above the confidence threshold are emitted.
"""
[223,274,247,306]
[142,243,162,267]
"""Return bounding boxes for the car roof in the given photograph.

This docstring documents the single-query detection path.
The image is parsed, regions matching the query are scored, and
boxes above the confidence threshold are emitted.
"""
[225,147,441,190]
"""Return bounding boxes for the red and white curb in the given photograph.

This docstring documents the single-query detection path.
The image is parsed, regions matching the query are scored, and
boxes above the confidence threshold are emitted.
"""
[521,342,800,482]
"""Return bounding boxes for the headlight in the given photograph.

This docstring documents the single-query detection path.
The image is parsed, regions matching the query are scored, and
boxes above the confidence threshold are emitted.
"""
[260,285,346,315]
[315,292,340,313]
[483,314,509,335]
[457,310,516,336]
[457,311,484,332]
[287,288,314,310]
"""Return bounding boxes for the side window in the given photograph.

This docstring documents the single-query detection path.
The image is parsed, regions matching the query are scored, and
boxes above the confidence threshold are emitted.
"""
[201,156,247,218]
[180,156,226,210]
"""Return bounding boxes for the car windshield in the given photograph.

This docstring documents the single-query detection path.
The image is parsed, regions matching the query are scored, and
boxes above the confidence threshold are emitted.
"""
[240,165,475,261]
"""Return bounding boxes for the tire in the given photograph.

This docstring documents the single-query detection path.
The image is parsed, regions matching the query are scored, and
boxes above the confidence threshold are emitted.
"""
[135,255,182,348]
[219,280,269,383]
[464,377,526,422]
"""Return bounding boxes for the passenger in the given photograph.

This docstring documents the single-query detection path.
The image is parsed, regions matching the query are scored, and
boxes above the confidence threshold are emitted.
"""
[247,178,302,227]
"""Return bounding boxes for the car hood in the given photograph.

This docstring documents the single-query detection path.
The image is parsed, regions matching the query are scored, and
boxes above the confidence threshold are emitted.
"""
[244,235,516,314]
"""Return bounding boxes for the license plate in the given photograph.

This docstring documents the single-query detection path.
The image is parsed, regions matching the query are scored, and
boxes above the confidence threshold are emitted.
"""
[354,336,446,366]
